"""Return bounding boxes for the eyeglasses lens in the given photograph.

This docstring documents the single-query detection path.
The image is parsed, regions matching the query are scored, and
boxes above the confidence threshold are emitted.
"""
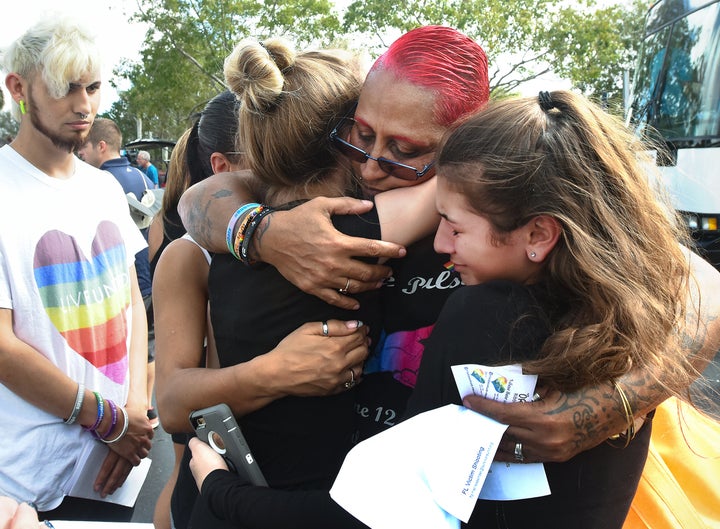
[332,118,430,181]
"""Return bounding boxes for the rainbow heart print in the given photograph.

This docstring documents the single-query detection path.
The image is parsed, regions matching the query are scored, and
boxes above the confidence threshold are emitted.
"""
[33,221,130,384]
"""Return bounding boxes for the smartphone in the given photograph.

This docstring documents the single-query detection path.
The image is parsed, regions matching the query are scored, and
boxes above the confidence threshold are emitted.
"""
[189,403,268,486]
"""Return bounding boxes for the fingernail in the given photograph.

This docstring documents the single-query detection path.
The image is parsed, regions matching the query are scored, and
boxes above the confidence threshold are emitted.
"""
[346,320,364,329]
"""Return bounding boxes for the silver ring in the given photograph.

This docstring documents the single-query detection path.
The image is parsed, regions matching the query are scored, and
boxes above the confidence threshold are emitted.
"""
[338,278,351,294]
[344,368,356,389]
[321,321,329,337]
[532,392,542,402]
[514,442,524,462]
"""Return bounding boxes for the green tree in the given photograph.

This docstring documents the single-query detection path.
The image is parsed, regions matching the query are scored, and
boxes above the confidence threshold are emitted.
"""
[541,0,648,110]
[342,0,559,94]
[0,111,19,144]
[343,0,646,100]
[113,0,343,142]
[111,0,648,138]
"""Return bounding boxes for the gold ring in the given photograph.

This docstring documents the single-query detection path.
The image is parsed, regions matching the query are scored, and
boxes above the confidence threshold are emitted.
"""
[338,278,351,294]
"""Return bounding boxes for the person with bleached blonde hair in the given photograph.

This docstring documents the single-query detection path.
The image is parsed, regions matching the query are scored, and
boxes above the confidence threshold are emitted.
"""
[0,16,153,521]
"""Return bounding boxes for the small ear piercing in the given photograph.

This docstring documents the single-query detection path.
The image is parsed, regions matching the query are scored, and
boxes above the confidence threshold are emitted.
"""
[529,251,537,259]
[19,100,27,115]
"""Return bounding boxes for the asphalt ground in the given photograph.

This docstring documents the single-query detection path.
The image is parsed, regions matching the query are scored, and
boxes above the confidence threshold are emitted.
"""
[130,402,175,524]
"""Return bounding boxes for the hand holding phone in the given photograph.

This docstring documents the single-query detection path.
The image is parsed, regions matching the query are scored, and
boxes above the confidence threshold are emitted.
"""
[189,403,267,486]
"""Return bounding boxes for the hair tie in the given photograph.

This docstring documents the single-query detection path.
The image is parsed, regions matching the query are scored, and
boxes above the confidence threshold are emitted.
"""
[538,91,555,112]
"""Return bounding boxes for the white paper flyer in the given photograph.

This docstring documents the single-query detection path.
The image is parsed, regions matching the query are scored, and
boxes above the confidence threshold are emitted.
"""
[452,363,550,501]
[66,441,151,507]
[330,364,551,528]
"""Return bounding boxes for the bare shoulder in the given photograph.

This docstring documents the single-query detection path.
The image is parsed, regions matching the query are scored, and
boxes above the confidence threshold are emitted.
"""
[155,238,210,282]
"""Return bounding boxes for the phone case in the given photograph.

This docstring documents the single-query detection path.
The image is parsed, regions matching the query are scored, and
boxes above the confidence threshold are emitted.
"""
[189,403,268,486]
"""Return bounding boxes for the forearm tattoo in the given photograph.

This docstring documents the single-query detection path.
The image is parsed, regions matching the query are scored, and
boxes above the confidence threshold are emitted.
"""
[184,187,233,249]
[545,385,616,451]
[541,283,719,451]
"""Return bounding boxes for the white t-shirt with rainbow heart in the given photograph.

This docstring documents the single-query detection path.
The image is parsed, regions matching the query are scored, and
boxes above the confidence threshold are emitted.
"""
[0,145,147,511]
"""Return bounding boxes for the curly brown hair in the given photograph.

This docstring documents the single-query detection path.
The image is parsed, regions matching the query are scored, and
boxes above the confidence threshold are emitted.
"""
[438,90,697,394]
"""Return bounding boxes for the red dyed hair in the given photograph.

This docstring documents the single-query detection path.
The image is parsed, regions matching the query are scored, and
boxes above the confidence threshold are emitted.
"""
[370,25,489,126]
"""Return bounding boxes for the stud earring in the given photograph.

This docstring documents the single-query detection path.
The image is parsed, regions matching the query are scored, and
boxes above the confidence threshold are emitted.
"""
[19,100,27,115]
[529,251,537,259]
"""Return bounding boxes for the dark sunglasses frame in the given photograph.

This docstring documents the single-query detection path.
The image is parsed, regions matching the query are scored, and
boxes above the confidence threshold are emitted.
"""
[329,113,435,181]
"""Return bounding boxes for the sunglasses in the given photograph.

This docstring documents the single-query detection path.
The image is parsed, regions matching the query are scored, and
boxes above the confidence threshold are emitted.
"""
[329,115,436,181]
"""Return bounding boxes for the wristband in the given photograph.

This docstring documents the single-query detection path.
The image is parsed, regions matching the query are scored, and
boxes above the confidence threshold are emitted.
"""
[99,400,118,440]
[233,204,264,260]
[226,204,260,258]
[64,382,85,425]
[241,206,274,267]
[101,406,129,444]
[84,391,105,432]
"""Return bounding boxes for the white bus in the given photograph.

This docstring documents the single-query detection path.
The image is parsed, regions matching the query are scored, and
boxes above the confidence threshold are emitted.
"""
[628,0,720,269]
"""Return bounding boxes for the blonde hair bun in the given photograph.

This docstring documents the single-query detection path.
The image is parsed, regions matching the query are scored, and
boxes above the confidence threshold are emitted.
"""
[224,37,296,113]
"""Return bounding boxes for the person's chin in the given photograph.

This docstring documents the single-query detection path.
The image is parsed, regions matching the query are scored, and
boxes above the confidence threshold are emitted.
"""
[456,268,476,285]
[360,185,382,198]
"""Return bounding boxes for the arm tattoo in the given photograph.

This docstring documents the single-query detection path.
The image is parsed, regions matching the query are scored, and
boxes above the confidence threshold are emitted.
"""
[185,187,233,249]
[544,386,612,451]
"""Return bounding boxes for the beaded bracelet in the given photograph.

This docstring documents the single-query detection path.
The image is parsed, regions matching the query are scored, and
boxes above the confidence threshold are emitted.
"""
[101,406,129,444]
[226,204,261,259]
[98,399,119,440]
[64,382,85,425]
[84,391,105,432]
[232,204,265,260]
[240,205,275,267]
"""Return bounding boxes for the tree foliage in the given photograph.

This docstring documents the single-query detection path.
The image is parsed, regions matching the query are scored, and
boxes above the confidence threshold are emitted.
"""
[0,111,19,144]
[111,0,649,142]
[343,0,559,93]
[541,0,648,110]
[110,0,343,141]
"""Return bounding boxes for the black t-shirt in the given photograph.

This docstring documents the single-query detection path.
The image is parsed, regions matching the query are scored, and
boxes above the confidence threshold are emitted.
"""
[208,208,382,491]
[179,225,460,529]
[406,280,651,529]
[355,234,461,440]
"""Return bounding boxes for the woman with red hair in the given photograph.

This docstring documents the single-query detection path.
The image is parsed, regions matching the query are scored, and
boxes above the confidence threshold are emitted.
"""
[180,25,490,529]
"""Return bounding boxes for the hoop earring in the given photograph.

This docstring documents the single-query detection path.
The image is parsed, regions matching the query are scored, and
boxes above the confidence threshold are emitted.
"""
[19,100,27,115]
